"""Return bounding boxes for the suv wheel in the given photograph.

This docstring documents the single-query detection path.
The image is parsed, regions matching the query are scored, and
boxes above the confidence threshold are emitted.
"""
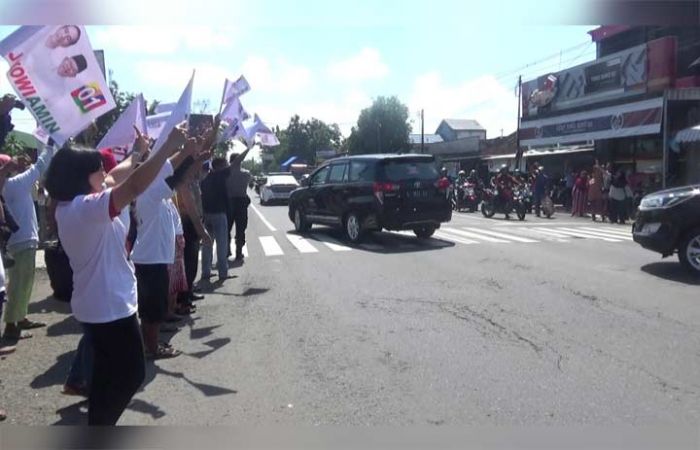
[344,212,364,243]
[678,228,700,276]
[414,226,436,239]
[293,207,311,233]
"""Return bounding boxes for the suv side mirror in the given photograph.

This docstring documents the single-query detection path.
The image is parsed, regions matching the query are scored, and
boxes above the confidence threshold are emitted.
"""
[301,175,310,187]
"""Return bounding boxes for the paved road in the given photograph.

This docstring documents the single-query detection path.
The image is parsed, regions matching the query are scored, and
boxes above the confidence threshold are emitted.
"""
[2,192,699,426]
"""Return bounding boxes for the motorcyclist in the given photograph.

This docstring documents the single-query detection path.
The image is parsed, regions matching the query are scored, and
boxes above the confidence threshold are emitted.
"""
[466,169,482,188]
[490,165,521,218]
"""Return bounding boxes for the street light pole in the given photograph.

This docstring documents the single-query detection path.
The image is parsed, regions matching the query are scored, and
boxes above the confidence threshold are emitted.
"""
[420,109,424,154]
[377,122,382,153]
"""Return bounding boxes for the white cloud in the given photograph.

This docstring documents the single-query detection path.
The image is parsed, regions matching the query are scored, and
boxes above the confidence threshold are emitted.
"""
[136,61,229,91]
[327,48,389,83]
[91,26,236,55]
[241,56,312,94]
[409,72,518,139]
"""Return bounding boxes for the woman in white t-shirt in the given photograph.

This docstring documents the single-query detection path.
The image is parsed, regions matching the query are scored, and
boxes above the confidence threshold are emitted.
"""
[44,126,189,426]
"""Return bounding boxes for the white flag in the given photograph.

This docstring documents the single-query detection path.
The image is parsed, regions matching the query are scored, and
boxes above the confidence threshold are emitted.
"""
[218,117,247,144]
[155,102,176,114]
[145,111,171,141]
[223,75,250,104]
[221,96,249,124]
[152,71,194,153]
[96,93,147,151]
[32,126,50,144]
[0,26,116,146]
[247,114,280,147]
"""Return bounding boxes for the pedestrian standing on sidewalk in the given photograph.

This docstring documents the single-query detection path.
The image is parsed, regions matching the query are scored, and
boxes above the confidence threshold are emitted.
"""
[1,144,56,343]
[564,170,575,209]
[608,170,632,225]
[226,148,252,262]
[200,157,230,284]
[571,170,589,217]
[602,163,613,220]
[45,125,188,425]
[588,161,606,222]
[131,135,200,361]
[0,156,19,355]
[176,166,209,306]
[532,166,549,217]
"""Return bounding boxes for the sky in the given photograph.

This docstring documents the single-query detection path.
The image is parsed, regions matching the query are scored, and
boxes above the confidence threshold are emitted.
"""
[0,0,598,160]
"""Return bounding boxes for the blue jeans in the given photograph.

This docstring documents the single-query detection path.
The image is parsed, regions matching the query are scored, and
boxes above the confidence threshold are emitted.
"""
[66,325,93,392]
[202,213,229,279]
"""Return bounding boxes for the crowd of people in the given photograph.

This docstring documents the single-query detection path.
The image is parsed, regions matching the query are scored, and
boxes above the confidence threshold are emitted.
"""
[567,161,635,224]
[0,93,252,425]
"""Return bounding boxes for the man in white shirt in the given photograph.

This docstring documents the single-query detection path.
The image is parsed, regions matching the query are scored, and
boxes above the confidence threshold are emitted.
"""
[131,143,198,359]
[2,145,56,342]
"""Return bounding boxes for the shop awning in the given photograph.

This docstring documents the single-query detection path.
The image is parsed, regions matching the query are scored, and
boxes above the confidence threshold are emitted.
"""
[481,145,594,161]
[520,97,664,147]
[675,124,700,143]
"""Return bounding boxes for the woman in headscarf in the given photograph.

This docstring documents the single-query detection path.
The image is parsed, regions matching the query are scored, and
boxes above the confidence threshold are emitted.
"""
[588,161,606,222]
[571,170,589,217]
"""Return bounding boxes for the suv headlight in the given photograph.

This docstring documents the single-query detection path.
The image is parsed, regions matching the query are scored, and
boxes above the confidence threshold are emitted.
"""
[639,188,699,210]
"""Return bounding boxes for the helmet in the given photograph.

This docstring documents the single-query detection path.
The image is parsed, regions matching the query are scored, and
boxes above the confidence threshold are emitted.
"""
[440,167,448,175]
[499,164,509,174]
[458,170,466,176]
[469,169,477,176]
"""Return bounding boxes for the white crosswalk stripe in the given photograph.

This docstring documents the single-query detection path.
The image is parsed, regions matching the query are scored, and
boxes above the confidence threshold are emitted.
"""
[529,227,572,242]
[542,228,622,242]
[286,234,319,253]
[462,227,539,243]
[434,231,478,245]
[576,227,634,240]
[309,233,353,252]
[259,236,284,256]
[579,226,632,237]
[560,227,632,241]
[441,227,509,243]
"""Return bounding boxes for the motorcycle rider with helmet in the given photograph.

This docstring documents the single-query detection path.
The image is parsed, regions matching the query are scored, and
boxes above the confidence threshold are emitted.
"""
[490,165,521,219]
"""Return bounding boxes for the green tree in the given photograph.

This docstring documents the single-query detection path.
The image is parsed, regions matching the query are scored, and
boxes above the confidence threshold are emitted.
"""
[0,134,25,157]
[272,115,342,167]
[346,96,411,155]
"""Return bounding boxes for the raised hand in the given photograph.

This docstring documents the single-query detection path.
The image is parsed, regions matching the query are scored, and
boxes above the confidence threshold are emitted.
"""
[0,95,16,115]
[132,126,150,159]
[165,122,188,153]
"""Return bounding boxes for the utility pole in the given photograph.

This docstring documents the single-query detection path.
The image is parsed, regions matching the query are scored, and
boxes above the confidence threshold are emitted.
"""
[514,75,523,170]
[420,109,425,154]
[377,122,382,153]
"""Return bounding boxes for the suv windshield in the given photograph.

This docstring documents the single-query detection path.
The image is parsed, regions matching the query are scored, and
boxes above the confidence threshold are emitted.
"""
[381,160,439,181]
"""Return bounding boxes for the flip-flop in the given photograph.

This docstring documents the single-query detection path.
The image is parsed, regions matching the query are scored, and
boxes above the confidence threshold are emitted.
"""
[0,344,16,356]
[0,408,6,421]
[146,345,181,360]
[18,319,46,330]
[2,330,33,341]
[62,384,89,398]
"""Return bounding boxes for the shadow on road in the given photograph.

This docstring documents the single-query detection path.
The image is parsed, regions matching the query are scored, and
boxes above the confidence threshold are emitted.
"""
[28,295,71,315]
[46,315,81,337]
[31,351,73,389]
[295,228,456,254]
[53,400,87,425]
[187,337,232,359]
[640,262,700,286]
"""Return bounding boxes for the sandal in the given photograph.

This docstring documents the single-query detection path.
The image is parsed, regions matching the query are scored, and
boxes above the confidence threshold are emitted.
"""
[175,304,196,316]
[62,383,89,398]
[0,343,16,355]
[2,328,32,341]
[0,408,6,421]
[18,318,46,330]
[146,344,181,360]
[160,325,179,333]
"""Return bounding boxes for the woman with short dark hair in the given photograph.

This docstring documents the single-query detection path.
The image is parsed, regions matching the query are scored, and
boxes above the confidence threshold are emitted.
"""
[44,126,188,425]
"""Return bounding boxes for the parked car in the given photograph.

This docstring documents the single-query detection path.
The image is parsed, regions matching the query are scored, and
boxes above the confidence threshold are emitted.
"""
[633,184,700,275]
[288,154,452,243]
[260,174,300,205]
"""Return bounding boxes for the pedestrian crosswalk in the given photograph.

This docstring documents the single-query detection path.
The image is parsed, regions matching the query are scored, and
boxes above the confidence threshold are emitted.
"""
[237,224,634,258]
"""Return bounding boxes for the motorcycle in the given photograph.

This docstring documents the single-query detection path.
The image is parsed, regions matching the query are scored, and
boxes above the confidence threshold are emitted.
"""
[540,192,555,218]
[462,182,481,213]
[521,185,534,214]
[481,185,526,220]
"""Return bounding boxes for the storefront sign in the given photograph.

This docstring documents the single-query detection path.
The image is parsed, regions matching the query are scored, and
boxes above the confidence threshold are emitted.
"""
[520,97,663,146]
[584,58,622,94]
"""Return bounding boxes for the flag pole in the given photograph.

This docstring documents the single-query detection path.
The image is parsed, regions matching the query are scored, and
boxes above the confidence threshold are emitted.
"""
[217,79,227,116]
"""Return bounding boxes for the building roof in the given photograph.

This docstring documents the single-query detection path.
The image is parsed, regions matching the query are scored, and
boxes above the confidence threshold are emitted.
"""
[409,133,443,145]
[439,119,485,132]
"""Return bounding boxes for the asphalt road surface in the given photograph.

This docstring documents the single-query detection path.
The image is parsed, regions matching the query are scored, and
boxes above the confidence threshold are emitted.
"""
[2,191,699,426]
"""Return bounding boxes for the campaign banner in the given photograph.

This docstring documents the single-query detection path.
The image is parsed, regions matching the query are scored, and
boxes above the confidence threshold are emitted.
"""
[223,75,250,104]
[0,26,116,146]
[152,71,193,153]
[247,114,280,147]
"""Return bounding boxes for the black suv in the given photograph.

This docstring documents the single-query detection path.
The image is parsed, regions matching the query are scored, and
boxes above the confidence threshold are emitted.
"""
[633,184,700,275]
[288,154,452,242]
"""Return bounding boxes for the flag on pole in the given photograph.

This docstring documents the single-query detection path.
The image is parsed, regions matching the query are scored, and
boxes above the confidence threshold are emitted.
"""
[152,71,194,153]
[223,75,250,104]
[247,114,280,146]
[155,102,176,114]
[145,111,171,141]
[96,94,147,151]
[221,95,250,124]
[0,26,116,146]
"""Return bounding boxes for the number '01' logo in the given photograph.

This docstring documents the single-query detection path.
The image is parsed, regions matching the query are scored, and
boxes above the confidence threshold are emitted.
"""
[71,83,107,113]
